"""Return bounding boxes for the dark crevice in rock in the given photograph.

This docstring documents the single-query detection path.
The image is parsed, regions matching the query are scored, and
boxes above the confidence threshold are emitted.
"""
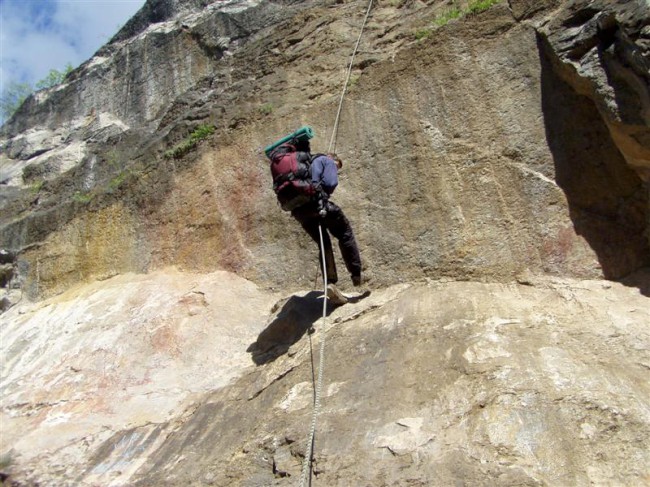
[561,6,600,29]
[0,249,16,265]
[0,249,21,313]
[0,264,14,288]
[596,13,619,51]
[247,365,297,401]
[189,30,227,60]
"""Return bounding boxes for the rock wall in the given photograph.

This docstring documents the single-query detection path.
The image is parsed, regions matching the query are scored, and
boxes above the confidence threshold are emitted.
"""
[538,0,650,181]
[3,0,647,304]
[129,276,650,487]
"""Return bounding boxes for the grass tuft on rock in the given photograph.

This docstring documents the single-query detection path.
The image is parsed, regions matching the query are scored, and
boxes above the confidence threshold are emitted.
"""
[164,124,216,159]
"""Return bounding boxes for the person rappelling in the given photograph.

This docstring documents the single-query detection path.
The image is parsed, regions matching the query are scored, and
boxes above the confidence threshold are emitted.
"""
[265,126,364,304]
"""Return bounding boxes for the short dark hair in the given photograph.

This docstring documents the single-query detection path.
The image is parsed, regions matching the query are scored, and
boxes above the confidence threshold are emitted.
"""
[328,152,343,169]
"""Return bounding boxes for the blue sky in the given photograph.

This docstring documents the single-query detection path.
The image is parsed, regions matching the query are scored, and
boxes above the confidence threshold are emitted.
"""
[1,0,145,94]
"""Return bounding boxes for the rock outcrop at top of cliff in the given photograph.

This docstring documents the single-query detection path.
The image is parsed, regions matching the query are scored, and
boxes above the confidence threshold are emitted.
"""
[537,0,650,180]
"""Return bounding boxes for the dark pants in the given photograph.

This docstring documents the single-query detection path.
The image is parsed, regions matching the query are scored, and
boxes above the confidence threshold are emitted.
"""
[291,201,361,284]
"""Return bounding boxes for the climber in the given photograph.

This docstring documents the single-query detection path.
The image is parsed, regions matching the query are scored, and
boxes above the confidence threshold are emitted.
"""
[268,135,363,304]
[289,139,363,304]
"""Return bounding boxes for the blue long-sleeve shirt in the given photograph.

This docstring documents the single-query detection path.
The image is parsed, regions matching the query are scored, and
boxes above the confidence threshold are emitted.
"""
[311,155,338,194]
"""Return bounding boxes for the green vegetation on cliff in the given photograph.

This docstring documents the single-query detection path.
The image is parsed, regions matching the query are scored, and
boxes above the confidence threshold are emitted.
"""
[0,64,73,122]
[416,0,502,40]
[164,124,216,159]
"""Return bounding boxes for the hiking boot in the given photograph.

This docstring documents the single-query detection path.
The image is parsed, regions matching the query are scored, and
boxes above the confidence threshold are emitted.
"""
[352,274,369,287]
[326,284,348,305]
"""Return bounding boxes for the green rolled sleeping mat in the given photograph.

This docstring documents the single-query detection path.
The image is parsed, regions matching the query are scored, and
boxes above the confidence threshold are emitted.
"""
[264,126,315,158]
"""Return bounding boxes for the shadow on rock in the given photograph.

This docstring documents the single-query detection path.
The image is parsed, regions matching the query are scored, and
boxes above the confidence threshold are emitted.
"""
[538,34,650,282]
[247,291,336,366]
[620,267,650,298]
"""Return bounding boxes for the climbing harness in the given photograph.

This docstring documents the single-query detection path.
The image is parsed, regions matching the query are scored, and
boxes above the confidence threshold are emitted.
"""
[298,1,374,485]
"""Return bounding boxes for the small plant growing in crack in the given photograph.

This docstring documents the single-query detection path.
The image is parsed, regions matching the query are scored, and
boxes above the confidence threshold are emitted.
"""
[259,103,274,116]
[164,124,216,159]
[415,0,502,39]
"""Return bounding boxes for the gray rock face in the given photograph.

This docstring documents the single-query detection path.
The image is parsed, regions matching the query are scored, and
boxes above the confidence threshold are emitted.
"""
[537,0,650,181]
[0,0,648,303]
[0,0,321,198]
[1,0,312,137]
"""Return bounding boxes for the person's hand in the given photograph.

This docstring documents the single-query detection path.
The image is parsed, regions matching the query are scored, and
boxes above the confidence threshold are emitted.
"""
[317,198,327,218]
[317,187,329,202]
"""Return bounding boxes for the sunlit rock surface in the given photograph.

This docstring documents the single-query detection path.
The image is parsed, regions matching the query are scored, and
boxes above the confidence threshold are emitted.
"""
[1,0,648,302]
[1,269,649,485]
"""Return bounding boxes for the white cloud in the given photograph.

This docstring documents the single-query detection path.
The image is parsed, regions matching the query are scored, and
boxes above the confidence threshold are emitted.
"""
[1,0,145,93]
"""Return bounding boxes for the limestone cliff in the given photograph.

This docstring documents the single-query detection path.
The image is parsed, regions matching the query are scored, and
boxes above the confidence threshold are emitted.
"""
[0,0,649,485]
[1,0,648,303]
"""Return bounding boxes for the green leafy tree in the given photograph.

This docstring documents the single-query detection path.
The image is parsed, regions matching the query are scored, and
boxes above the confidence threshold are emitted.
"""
[35,64,74,90]
[0,81,33,121]
[1,63,74,123]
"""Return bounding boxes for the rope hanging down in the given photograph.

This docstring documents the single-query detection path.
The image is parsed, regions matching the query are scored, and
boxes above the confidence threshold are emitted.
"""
[299,1,374,485]
[298,225,329,487]
[328,0,374,154]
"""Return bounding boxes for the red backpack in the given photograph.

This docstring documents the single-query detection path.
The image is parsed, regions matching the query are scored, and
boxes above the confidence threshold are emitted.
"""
[268,143,317,211]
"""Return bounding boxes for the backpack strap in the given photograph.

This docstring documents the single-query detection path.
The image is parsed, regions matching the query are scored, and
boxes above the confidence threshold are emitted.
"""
[309,153,326,163]
[268,143,295,162]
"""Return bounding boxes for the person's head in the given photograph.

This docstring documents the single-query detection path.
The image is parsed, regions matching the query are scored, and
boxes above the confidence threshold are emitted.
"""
[328,153,343,171]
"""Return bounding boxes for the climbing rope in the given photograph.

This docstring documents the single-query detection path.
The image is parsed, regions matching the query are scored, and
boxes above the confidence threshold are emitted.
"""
[328,0,374,154]
[298,225,329,486]
[299,1,373,485]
